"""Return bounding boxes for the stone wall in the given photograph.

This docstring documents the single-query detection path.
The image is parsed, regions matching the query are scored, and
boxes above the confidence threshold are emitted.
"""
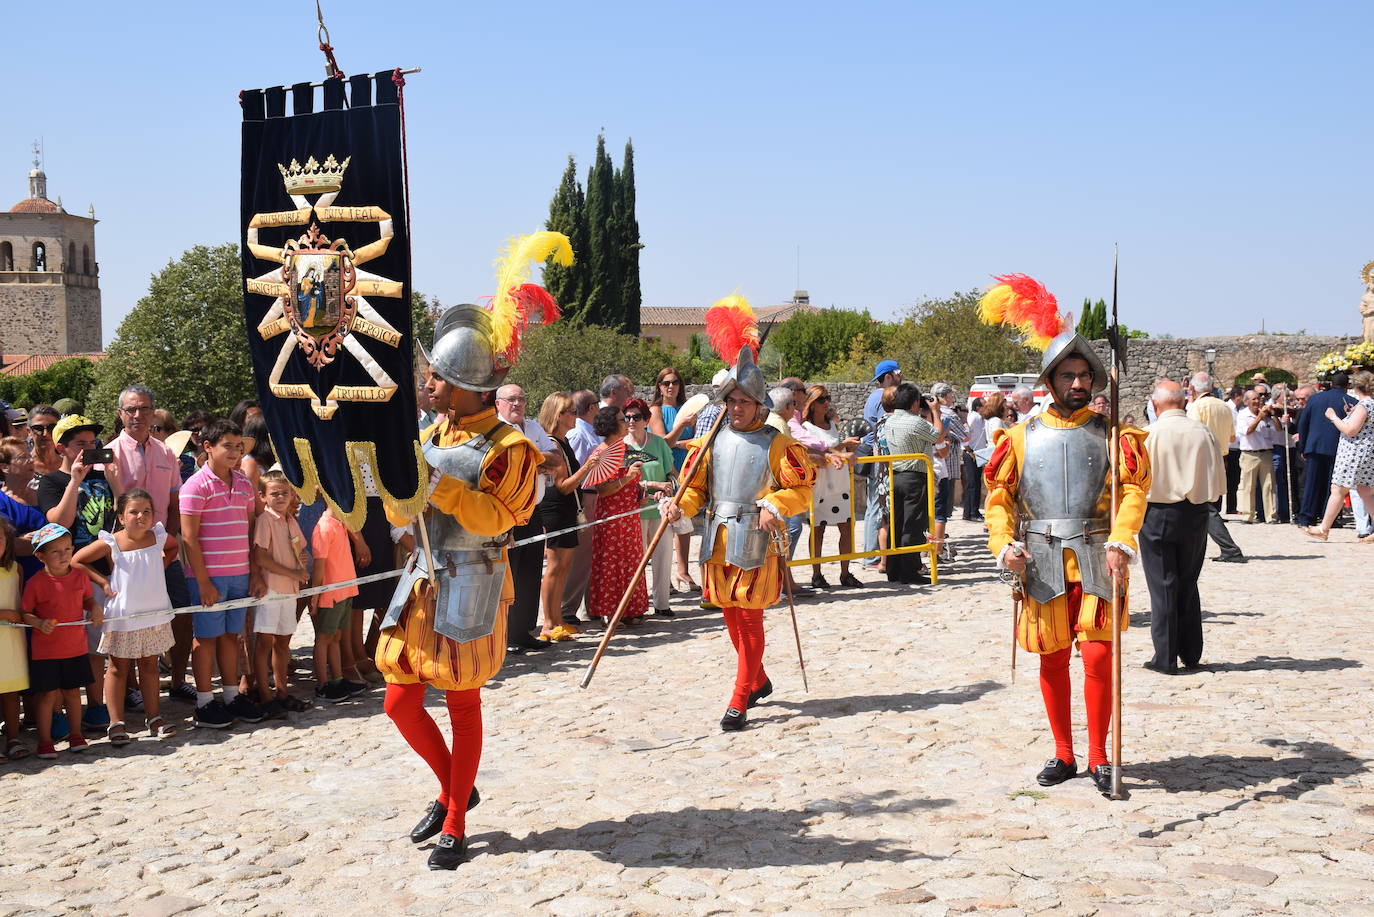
[1087,334,1361,417]
[0,282,64,353]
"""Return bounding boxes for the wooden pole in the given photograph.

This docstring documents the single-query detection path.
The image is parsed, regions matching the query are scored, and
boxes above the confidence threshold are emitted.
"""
[580,407,729,689]
[1109,247,1125,800]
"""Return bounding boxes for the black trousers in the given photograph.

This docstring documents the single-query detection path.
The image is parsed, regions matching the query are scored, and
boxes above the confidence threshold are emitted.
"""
[1140,500,1209,670]
[1206,499,1243,559]
[506,520,545,642]
[887,470,929,583]
[1224,449,1240,514]
[961,453,983,519]
[1297,453,1335,527]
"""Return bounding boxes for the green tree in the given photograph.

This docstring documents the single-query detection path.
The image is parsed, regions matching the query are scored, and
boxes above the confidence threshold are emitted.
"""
[582,135,620,329]
[1076,299,1107,339]
[0,358,98,410]
[769,308,875,379]
[870,290,1034,387]
[86,243,255,430]
[508,319,686,407]
[543,155,589,313]
[412,289,442,351]
[613,139,642,336]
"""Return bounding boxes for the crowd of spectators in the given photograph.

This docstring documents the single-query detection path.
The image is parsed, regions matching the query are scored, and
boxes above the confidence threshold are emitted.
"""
[4,354,1370,763]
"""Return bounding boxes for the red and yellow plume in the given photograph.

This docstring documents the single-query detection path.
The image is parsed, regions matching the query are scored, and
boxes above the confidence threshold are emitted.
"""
[704,294,759,364]
[977,273,1065,351]
[489,231,574,367]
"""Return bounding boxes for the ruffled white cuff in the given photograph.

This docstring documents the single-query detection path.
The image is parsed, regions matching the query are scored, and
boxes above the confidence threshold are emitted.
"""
[1106,541,1137,563]
[756,497,784,517]
[996,542,1026,569]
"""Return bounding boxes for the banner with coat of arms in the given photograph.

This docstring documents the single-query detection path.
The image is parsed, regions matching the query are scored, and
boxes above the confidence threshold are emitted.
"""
[239,71,424,529]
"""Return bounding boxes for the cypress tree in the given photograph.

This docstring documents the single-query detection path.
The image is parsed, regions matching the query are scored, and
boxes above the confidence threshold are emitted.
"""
[544,155,588,316]
[583,134,620,329]
[614,139,642,336]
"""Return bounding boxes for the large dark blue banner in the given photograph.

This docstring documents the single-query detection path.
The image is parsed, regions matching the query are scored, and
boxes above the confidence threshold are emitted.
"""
[240,71,422,528]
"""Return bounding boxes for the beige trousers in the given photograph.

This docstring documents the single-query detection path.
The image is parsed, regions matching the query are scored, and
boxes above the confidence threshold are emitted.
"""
[1237,450,1276,522]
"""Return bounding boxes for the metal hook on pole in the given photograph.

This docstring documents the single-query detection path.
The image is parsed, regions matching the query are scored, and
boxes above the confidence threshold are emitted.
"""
[315,0,345,80]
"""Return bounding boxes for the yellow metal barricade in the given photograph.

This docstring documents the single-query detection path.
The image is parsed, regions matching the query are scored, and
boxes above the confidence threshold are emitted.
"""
[787,452,939,584]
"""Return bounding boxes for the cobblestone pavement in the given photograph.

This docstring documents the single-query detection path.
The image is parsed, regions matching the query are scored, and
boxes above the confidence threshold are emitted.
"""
[3,519,1372,916]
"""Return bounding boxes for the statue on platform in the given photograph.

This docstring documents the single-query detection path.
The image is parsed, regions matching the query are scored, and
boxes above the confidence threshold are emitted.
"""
[1361,262,1374,342]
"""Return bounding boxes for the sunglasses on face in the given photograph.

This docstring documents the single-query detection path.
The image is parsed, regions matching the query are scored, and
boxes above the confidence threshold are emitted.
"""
[29,424,54,434]
[623,414,645,422]
[659,379,681,386]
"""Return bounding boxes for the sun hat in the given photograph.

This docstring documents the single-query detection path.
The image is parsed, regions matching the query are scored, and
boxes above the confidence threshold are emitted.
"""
[32,522,71,550]
[52,414,104,445]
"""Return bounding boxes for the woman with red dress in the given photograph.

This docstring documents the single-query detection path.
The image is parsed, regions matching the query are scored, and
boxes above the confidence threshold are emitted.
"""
[587,406,650,625]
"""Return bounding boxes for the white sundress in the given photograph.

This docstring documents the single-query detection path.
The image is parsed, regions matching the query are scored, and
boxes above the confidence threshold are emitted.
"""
[96,524,176,659]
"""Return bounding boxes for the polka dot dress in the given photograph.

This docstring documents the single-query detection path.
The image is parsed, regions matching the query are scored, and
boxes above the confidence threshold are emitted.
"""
[803,421,851,523]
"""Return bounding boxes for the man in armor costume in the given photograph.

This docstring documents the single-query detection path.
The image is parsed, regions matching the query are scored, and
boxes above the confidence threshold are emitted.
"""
[375,232,569,869]
[984,321,1150,796]
[662,347,814,732]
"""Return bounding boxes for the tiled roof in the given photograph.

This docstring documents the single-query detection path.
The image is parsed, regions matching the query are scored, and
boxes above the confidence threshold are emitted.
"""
[640,302,819,326]
[0,352,105,376]
[8,197,62,214]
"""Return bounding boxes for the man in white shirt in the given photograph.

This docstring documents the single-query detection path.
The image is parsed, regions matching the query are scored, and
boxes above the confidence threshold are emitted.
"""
[495,384,560,651]
[1234,388,1279,524]
[1186,373,1246,563]
[1010,385,1040,420]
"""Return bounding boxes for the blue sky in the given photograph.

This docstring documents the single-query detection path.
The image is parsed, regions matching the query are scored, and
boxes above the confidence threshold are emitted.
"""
[7,1,1369,343]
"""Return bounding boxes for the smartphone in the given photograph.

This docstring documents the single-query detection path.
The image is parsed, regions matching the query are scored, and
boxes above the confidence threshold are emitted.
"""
[83,448,115,466]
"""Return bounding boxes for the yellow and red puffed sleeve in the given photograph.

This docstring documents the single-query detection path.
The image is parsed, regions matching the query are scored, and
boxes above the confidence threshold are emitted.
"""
[677,439,709,520]
[428,438,539,536]
[983,425,1023,559]
[1109,427,1151,553]
[760,436,815,517]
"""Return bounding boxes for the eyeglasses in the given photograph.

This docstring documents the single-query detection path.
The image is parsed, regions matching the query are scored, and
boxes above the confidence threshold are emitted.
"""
[816,396,831,403]
[623,414,645,422]
[119,405,154,415]
[659,379,681,386]
[28,424,55,434]
[497,396,526,404]
[560,408,575,415]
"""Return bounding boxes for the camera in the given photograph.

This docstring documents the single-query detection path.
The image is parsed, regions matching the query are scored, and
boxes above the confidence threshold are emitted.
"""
[82,447,115,466]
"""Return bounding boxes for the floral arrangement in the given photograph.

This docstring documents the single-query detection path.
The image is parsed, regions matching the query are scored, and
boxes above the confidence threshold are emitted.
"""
[1314,351,1353,383]
[1345,341,1374,371]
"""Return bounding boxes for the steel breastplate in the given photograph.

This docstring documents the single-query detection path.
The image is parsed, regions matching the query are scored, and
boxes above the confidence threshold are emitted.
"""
[1017,415,1113,604]
[380,420,516,644]
[701,424,779,570]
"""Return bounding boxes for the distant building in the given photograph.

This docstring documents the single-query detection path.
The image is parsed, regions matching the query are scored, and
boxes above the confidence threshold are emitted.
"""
[0,149,103,357]
[641,291,818,349]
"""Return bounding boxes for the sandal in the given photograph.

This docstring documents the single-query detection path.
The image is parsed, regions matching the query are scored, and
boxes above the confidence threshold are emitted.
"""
[107,722,132,746]
[838,571,862,588]
[145,716,177,739]
[1304,526,1329,542]
[810,573,831,588]
[281,695,310,713]
[3,739,27,760]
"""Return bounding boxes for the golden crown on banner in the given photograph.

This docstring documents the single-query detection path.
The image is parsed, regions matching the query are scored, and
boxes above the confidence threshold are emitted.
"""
[277,154,351,195]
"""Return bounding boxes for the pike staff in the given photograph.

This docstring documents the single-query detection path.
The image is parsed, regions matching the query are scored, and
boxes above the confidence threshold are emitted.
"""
[1107,245,1127,801]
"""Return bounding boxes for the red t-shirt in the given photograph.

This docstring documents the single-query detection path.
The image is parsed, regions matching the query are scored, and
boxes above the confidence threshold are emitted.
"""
[22,567,93,660]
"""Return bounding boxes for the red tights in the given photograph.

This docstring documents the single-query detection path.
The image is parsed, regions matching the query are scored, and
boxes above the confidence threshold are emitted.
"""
[1038,640,1112,770]
[722,607,767,710]
[383,683,483,836]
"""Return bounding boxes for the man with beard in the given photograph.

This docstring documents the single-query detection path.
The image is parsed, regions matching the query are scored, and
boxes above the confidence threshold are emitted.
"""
[982,287,1150,796]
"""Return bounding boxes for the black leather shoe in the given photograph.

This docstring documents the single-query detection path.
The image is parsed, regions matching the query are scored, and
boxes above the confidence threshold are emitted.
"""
[747,678,773,709]
[1142,660,1179,675]
[1180,659,1204,671]
[720,707,747,731]
[1213,554,1248,564]
[515,636,551,651]
[1036,758,1077,786]
[409,800,447,844]
[427,833,467,870]
[654,607,675,617]
[467,785,481,810]
[1089,763,1114,797]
